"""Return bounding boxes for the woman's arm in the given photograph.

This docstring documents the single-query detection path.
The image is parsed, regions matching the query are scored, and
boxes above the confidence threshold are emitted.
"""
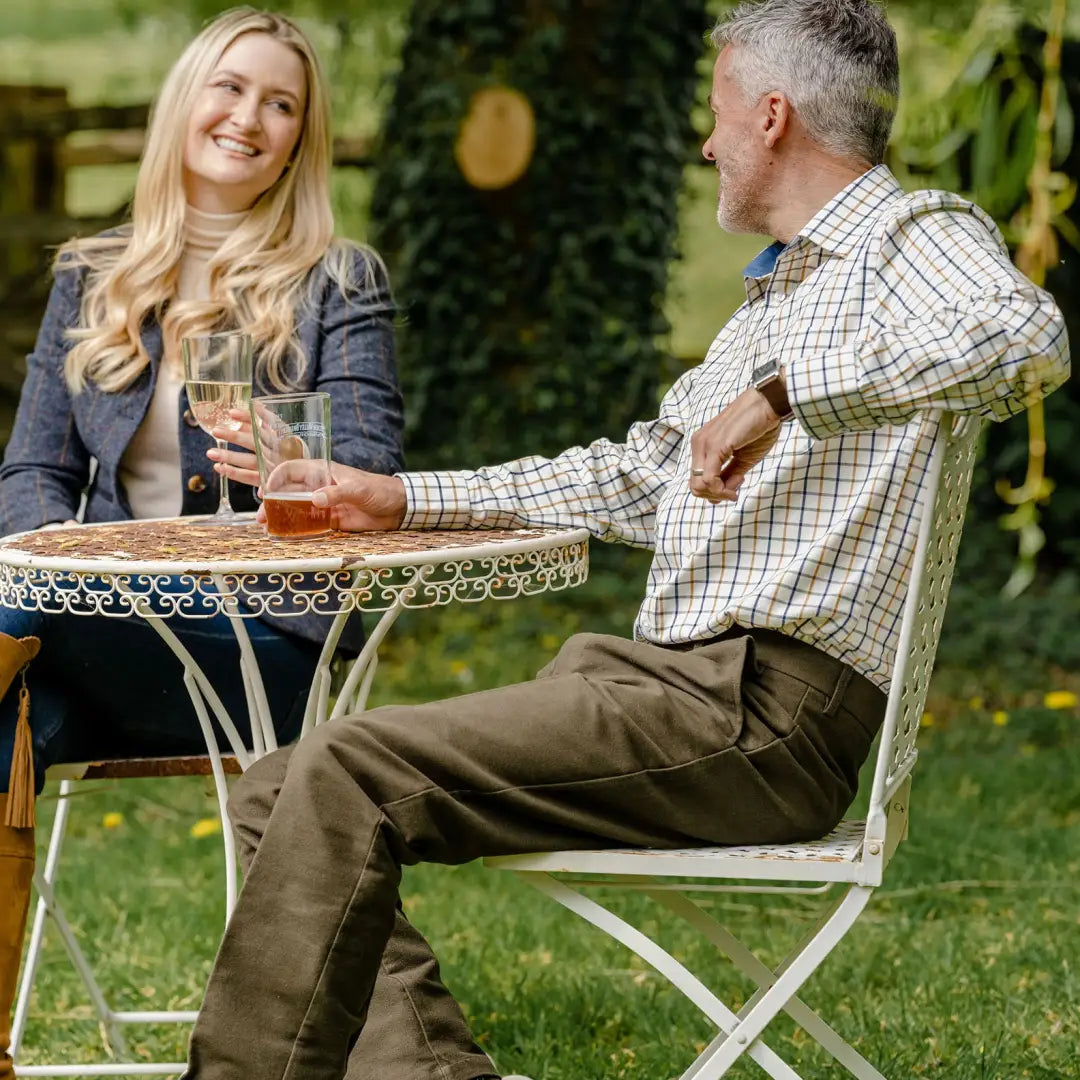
[312,245,404,476]
[0,267,92,535]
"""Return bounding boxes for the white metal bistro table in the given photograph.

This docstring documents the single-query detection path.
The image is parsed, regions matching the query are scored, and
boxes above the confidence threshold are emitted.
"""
[0,517,589,1077]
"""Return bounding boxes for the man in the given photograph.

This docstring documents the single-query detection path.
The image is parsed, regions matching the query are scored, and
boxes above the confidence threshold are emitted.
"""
[186,2,1069,1078]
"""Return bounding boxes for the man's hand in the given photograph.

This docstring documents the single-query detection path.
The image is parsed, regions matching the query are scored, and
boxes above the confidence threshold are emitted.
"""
[689,386,786,503]
[307,466,408,532]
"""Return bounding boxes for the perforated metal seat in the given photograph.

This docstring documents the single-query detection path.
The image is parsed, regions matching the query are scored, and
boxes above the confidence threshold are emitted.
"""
[503,818,870,881]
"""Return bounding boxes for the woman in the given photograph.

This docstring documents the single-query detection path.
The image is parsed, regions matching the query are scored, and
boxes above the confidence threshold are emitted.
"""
[0,9,402,1071]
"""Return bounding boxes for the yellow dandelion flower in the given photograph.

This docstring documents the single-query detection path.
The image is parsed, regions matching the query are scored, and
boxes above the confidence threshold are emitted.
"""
[968,696,984,711]
[919,712,935,728]
[449,660,468,675]
[102,812,124,829]
[1043,691,1078,710]
[190,817,222,839]
[992,710,1009,727]
[540,634,561,652]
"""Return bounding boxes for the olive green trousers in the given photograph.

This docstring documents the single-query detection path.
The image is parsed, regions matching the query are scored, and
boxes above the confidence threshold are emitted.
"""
[184,629,885,1080]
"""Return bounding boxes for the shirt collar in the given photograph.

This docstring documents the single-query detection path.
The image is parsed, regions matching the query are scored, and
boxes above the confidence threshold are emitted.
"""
[794,164,903,257]
[739,165,903,284]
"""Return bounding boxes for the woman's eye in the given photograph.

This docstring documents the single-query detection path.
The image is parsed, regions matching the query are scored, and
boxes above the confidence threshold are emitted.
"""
[269,100,293,115]
[217,81,240,94]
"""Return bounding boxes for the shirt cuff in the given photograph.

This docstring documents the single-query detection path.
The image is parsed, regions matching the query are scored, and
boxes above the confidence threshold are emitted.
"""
[399,471,476,529]
[785,343,884,440]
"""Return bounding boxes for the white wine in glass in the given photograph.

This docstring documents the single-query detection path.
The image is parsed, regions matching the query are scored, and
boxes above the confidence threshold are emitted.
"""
[181,331,254,524]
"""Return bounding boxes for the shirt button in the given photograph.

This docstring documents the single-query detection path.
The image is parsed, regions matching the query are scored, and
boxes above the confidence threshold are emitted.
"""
[187,474,207,494]
[183,408,200,428]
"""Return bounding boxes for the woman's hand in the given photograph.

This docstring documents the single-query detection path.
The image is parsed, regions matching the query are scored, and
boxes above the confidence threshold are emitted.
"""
[208,408,261,488]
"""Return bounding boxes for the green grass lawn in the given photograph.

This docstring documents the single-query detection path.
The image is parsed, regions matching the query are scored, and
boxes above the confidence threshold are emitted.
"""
[15,605,1080,1078]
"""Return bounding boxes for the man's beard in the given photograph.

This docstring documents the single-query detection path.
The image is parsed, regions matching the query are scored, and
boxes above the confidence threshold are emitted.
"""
[715,159,768,235]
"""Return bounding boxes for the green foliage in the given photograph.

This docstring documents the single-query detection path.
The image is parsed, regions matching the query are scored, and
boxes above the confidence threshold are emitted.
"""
[370,0,710,469]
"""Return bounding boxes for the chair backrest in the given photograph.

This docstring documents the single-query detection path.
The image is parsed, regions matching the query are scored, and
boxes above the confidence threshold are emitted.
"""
[865,412,982,831]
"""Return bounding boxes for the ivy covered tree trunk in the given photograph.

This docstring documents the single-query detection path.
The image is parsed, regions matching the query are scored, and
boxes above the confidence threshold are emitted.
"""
[371,0,710,470]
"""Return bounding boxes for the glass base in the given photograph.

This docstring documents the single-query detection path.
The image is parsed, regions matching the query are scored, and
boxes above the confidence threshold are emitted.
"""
[180,510,256,526]
[266,528,333,541]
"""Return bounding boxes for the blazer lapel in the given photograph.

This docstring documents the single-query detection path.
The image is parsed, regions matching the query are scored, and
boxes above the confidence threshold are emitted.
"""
[95,319,164,498]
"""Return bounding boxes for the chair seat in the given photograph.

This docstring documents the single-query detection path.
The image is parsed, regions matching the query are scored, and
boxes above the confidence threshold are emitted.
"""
[45,754,242,781]
[486,818,867,884]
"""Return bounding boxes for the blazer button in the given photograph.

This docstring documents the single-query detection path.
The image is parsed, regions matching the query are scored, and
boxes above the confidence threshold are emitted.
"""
[183,408,200,428]
[187,474,207,494]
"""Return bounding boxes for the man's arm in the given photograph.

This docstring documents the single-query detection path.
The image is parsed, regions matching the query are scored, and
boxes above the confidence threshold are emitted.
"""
[313,409,688,542]
[786,201,1070,439]
[688,200,1069,502]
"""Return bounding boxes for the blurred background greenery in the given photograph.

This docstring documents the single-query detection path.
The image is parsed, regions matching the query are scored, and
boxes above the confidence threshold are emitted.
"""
[2,2,1079,1075]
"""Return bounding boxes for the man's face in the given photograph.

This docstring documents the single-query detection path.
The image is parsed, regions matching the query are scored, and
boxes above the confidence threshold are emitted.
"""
[702,46,770,235]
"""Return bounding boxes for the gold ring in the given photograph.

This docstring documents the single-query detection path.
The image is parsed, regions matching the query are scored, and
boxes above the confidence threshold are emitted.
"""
[690,468,706,477]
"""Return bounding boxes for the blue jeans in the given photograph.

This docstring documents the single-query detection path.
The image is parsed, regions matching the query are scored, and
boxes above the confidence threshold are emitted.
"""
[0,582,321,794]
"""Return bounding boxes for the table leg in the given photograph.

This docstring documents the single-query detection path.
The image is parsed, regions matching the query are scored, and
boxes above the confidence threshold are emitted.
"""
[212,574,275,755]
[114,589,253,920]
[328,598,406,722]
[182,671,239,920]
[300,596,355,738]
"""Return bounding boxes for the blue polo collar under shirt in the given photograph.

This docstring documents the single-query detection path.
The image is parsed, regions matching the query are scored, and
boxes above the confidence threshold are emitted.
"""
[743,240,786,279]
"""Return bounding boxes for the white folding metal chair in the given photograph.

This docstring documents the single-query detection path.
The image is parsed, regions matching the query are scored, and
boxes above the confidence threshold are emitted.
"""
[486,412,982,1080]
[11,754,241,1078]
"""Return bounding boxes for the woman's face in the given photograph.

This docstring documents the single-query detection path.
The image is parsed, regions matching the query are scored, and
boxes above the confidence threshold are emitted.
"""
[182,32,307,214]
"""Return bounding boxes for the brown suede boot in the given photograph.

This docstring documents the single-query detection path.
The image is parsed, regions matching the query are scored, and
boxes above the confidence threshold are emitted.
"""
[0,794,34,1080]
[0,636,41,831]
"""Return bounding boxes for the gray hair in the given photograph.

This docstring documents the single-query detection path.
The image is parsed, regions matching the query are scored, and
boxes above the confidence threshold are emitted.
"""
[711,0,899,165]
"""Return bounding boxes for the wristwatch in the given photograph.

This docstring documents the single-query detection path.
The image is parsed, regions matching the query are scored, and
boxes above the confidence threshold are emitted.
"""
[750,359,794,420]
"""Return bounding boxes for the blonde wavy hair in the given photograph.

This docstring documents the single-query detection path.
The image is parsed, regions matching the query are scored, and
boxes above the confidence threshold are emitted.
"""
[58,7,375,394]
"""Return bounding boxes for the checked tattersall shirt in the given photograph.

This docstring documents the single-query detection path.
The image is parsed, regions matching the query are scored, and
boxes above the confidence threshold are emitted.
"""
[401,166,1070,689]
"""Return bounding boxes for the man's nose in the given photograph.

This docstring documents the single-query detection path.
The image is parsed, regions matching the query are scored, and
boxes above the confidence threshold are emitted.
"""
[702,138,715,162]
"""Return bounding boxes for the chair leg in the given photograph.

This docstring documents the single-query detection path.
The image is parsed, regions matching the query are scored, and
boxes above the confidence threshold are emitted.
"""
[518,871,805,1080]
[691,885,875,1080]
[648,889,887,1080]
[11,782,131,1064]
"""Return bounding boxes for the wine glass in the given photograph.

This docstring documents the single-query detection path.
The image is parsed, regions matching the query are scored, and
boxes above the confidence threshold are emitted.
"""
[181,331,254,524]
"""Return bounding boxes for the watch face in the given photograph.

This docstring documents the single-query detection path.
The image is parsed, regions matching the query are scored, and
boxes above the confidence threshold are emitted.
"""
[752,360,778,385]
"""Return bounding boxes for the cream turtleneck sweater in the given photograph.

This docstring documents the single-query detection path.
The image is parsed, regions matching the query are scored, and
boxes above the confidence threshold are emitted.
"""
[118,205,247,519]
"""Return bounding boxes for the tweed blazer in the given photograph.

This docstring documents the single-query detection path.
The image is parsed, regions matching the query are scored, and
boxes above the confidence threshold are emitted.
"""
[0,244,404,651]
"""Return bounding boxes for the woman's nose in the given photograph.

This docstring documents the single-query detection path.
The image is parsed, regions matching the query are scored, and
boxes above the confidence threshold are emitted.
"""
[230,94,261,131]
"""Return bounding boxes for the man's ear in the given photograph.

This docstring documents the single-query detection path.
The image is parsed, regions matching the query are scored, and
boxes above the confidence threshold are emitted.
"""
[761,91,791,149]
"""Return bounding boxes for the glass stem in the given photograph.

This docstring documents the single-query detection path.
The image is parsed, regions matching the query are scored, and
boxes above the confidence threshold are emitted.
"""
[216,438,232,516]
